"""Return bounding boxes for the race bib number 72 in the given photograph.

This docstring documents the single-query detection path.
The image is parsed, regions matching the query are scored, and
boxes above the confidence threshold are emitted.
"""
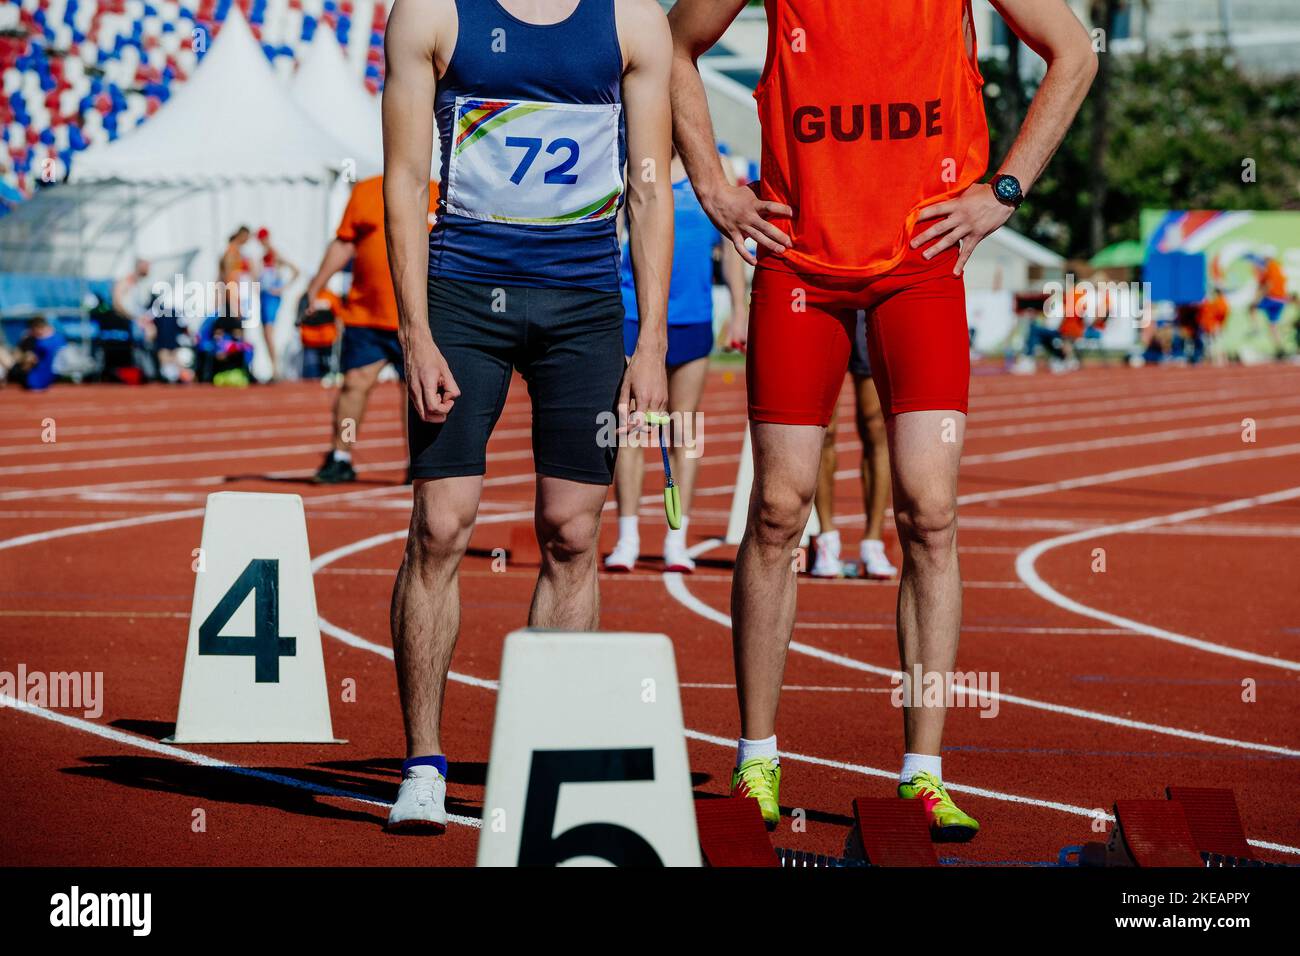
[445,96,623,226]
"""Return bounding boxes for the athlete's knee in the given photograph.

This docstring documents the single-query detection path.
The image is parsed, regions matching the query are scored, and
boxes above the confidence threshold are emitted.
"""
[407,506,473,566]
[857,408,887,448]
[537,509,599,566]
[895,494,957,556]
[341,365,378,395]
[751,482,812,549]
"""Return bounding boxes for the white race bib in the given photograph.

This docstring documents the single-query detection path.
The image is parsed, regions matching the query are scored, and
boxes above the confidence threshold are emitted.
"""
[445,96,623,226]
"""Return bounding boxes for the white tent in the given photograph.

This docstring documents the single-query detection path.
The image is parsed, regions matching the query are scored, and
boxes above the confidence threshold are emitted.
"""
[48,7,361,378]
[291,30,385,181]
[72,7,352,185]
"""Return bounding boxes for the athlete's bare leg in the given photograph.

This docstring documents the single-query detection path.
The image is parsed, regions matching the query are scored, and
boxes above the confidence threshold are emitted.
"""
[732,421,824,739]
[612,443,645,518]
[814,402,838,531]
[530,475,608,630]
[332,358,385,453]
[853,374,891,540]
[261,322,279,380]
[887,409,964,756]
[391,474,482,757]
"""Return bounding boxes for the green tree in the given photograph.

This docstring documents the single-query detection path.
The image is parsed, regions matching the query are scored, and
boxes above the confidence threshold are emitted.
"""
[984,45,1300,259]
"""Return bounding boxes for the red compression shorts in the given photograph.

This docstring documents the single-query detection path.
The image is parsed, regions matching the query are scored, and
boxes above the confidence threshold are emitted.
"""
[747,240,971,425]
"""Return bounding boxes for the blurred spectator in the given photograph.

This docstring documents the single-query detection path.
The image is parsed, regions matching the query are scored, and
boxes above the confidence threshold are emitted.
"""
[149,281,189,383]
[5,317,66,390]
[1249,254,1290,360]
[1010,292,1073,375]
[1173,302,1205,364]
[1197,286,1230,366]
[256,227,300,381]
[112,258,156,346]
[297,291,341,382]
[198,312,254,387]
[218,226,253,319]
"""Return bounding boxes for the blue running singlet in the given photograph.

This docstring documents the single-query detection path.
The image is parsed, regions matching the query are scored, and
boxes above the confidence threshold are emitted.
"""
[429,0,627,292]
[620,176,719,326]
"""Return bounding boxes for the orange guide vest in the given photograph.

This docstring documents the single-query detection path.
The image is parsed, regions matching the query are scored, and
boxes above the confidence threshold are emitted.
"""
[755,0,990,276]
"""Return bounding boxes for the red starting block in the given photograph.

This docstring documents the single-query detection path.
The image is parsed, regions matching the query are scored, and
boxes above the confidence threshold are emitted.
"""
[1087,799,1203,867]
[694,797,779,867]
[1166,787,1255,862]
[1065,788,1264,867]
[845,797,939,866]
[508,525,541,566]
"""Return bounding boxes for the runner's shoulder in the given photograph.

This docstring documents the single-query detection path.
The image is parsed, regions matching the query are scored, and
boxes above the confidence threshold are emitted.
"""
[386,0,456,48]
[614,0,672,64]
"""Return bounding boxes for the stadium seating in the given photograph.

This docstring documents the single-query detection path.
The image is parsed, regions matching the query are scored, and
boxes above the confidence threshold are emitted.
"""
[0,0,388,204]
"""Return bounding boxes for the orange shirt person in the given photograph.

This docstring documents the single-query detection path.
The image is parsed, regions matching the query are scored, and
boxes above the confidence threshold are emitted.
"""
[304,175,437,483]
[1199,289,1229,336]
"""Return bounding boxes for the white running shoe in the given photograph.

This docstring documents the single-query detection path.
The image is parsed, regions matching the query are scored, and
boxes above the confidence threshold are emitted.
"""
[604,537,639,572]
[663,533,695,573]
[386,764,448,833]
[860,538,897,579]
[811,530,843,578]
[1010,355,1038,375]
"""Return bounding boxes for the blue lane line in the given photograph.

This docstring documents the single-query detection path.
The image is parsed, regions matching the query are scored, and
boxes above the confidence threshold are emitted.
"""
[942,744,1299,762]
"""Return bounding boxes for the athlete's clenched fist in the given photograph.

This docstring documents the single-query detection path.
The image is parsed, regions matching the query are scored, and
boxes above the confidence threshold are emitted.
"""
[404,339,460,424]
[618,347,670,437]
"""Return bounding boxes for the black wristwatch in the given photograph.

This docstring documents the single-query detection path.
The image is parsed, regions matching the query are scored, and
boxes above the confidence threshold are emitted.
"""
[992,174,1024,208]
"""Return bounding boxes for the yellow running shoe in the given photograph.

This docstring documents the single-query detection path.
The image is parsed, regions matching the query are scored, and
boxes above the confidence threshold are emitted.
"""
[730,757,782,830]
[898,771,979,842]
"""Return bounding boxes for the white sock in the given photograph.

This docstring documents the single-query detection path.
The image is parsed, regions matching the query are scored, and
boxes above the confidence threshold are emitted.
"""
[618,515,639,542]
[737,734,778,767]
[819,528,840,546]
[664,515,689,548]
[900,752,942,783]
[332,449,352,463]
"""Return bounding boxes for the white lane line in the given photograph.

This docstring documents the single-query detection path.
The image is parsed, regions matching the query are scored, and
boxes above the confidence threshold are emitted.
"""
[681,682,891,693]
[966,392,1300,440]
[0,439,406,477]
[1015,486,1300,671]
[963,414,1300,466]
[307,527,1240,842]
[664,537,1300,760]
[959,441,1300,507]
[0,507,206,553]
[0,694,482,830]
[794,623,1133,635]
[828,441,1300,534]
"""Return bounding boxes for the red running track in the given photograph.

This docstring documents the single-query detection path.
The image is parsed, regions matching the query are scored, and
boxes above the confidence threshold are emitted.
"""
[1,362,1298,866]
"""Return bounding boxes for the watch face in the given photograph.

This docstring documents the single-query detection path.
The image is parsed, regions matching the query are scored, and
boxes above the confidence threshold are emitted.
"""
[995,176,1021,203]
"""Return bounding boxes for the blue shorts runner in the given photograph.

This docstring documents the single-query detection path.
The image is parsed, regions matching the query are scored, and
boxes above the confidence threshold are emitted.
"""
[1259,296,1287,324]
[848,309,873,378]
[623,319,713,367]
[341,324,405,375]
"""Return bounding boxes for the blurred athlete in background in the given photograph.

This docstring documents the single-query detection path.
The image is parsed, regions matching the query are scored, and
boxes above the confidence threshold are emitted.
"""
[605,148,749,573]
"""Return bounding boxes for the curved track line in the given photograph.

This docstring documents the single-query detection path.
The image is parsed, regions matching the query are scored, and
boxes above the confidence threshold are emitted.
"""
[663,540,1300,760]
[663,541,1300,857]
[305,527,1210,843]
[1016,486,1300,671]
